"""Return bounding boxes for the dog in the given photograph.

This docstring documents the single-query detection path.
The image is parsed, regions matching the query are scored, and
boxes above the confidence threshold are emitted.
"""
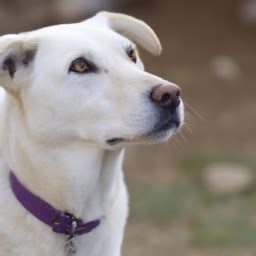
[0,12,184,256]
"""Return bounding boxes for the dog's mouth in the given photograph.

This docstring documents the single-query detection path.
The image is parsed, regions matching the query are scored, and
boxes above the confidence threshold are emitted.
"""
[106,118,181,146]
[149,118,180,134]
[106,137,125,145]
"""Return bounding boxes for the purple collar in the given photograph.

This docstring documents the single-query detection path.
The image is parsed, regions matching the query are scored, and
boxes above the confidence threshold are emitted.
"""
[9,170,100,237]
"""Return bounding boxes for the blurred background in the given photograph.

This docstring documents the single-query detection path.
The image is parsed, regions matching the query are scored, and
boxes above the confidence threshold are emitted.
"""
[1,0,256,255]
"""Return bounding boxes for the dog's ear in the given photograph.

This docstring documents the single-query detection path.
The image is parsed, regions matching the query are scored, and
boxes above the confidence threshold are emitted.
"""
[0,34,37,93]
[90,11,162,56]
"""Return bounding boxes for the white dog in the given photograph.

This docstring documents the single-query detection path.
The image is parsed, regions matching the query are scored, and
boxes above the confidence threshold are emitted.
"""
[0,12,184,256]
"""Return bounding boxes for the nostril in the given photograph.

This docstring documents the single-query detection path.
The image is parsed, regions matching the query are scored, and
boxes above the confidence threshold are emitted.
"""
[161,93,171,103]
[176,89,181,97]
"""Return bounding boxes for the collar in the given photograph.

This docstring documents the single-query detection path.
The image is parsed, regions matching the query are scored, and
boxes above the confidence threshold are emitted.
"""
[9,170,100,237]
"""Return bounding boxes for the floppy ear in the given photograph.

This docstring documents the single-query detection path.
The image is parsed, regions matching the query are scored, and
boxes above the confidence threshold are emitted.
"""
[90,11,162,56]
[0,34,37,93]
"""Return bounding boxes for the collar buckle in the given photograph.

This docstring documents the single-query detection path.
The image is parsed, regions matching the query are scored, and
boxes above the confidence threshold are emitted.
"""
[52,211,81,236]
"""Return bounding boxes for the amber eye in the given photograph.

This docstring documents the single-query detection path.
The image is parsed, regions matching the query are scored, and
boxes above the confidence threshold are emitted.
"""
[127,46,137,63]
[69,57,96,74]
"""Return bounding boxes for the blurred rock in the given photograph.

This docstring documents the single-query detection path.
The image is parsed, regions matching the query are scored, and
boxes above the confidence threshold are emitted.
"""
[210,55,241,81]
[203,163,254,194]
[240,0,256,25]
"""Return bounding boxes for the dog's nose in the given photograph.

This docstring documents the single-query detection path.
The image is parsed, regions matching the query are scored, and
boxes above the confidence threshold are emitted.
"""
[151,84,181,108]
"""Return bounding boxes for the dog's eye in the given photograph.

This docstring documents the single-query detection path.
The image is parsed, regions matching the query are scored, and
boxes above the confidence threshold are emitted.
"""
[127,47,137,63]
[69,58,96,74]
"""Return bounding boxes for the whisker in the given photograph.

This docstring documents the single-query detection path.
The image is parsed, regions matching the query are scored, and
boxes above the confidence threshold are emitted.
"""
[172,134,183,148]
[184,109,196,121]
[170,135,180,148]
[183,123,193,134]
[184,101,204,120]
[178,130,188,143]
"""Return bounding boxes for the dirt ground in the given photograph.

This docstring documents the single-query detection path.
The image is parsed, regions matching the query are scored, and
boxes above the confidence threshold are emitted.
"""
[123,221,256,256]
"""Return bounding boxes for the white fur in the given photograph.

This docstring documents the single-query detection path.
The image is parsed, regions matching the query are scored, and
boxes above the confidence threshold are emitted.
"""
[0,12,184,256]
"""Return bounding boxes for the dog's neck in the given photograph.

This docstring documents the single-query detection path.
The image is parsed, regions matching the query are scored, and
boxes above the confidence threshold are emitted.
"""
[2,97,124,221]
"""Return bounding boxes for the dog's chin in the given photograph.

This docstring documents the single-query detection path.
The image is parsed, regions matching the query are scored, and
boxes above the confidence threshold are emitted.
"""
[106,119,181,147]
[140,119,180,143]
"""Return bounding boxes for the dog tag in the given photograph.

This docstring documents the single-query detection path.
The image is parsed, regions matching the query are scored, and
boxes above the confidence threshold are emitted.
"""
[66,237,76,256]
[66,220,78,255]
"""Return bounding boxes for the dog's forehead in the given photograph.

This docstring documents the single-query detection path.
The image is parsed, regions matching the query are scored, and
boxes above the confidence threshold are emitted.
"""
[36,23,132,54]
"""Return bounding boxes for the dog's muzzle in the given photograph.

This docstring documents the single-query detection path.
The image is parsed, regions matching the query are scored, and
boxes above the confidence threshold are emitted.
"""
[141,83,182,137]
[106,83,183,146]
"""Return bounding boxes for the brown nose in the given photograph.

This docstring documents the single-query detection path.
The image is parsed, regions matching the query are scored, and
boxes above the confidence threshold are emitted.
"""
[151,84,181,108]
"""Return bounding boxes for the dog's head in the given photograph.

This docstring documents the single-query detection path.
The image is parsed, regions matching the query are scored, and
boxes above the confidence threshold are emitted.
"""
[0,12,184,149]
